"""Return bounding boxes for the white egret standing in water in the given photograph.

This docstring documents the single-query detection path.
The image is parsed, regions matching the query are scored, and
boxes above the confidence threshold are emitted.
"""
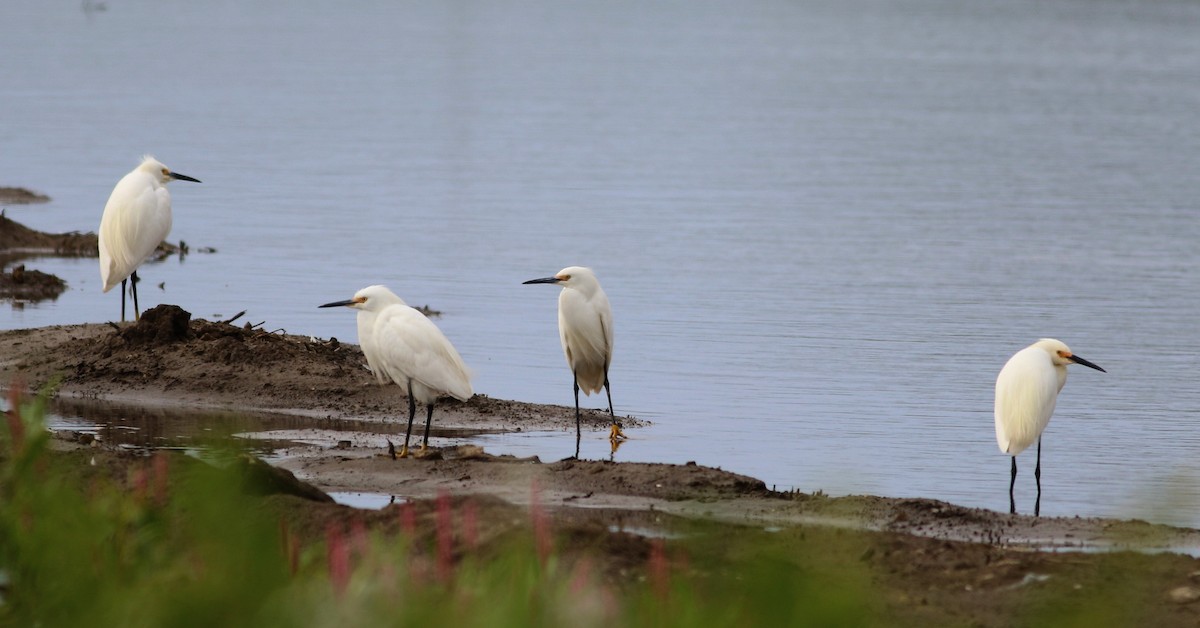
[524,266,624,459]
[995,338,1105,516]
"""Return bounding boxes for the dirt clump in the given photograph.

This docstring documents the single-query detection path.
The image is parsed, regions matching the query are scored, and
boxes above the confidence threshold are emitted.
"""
[114,304,192,346]
[0,263,66,301]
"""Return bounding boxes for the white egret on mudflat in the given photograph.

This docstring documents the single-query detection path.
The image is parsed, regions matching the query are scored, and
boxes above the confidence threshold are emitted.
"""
[99,156,200,322]
[320,285,472,457]
[523,266,624,458]
[995,338,1105,516]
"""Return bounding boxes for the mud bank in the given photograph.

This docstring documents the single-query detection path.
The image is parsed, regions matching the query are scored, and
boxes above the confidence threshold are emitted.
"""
[7,304,1200,623]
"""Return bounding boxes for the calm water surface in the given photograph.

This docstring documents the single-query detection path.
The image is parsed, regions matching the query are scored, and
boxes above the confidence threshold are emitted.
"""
[2,0,1199,524]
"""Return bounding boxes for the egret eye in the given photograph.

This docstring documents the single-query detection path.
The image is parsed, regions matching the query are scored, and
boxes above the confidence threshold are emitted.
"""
[161,168,169,176]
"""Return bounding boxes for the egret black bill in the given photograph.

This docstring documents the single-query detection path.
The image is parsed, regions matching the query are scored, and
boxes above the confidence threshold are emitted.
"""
[169,172,201,183]
[522,276,561,285]
[1067,354,1106,372]
[318,299,356,308]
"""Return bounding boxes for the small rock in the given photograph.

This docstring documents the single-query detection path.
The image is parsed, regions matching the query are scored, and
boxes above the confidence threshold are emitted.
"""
[1168,586,1200,604]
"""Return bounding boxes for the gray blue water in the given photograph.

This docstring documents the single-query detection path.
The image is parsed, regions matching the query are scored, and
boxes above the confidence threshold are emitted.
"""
[2,0,1199,524]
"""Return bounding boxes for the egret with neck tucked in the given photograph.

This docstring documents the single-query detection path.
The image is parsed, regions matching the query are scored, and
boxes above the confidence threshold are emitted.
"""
[99,155,200,322]
[524,266,624,459]
[320,285,472,458]
[995,338,1105,516]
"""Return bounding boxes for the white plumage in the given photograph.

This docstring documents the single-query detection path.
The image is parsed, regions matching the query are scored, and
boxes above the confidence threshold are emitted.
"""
[995,342,1065,456]
[98,155,200,321]
[555,268,613,396]
[373,298,473,405]
[320,285,472,457]
[994,338,1105,515]
[354,288,406,384]
[524,266,623,457]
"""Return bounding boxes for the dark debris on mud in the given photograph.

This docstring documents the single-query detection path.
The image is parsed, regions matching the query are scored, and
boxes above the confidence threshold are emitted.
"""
[0,213,92,302]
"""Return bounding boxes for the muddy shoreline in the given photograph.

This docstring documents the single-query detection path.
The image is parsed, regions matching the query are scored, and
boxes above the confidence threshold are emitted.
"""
[3,306,1199,553]
[7,307,1200,622]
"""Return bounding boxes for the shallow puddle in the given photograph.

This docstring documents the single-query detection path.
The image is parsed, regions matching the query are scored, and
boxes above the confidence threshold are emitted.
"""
[43,396,506,454]
[328,491,404,510]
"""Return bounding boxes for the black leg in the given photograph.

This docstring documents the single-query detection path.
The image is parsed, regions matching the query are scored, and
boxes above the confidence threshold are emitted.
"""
[131,270,140,321]
[603,374,626,441]
[421,402,435,449]
[604,376,615,422]
[1009,456,1017,515]
[1034,438,1042,517]
[573,374,581,459]
[403,381,417,453]
[120,278,127,322]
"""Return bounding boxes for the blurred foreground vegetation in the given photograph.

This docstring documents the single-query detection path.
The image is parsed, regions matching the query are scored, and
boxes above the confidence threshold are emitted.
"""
[0,387,878,627]
[2,386,1197,627]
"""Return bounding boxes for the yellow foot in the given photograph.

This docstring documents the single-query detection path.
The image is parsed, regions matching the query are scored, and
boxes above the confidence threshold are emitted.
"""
[419,444,429,456]
[609,423,627,441]
[398,445,410,458]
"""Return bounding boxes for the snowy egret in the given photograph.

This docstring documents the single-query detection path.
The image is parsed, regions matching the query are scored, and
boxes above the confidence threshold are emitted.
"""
[98,156,200,322]
[320,285,472,458]
[523,266,624,458]
[995,338,1105,516]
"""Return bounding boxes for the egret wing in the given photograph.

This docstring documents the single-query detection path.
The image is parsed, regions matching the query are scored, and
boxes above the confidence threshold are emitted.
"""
[597,291,613,372]
[98,173,171,291]
[994,348,1059,455]
[374,305,473,402]
[557,289,609,394]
